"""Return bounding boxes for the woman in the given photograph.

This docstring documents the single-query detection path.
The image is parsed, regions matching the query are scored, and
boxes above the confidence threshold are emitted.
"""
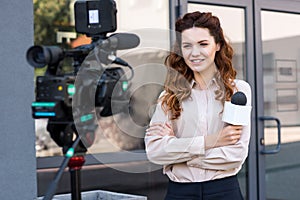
[145,11,251,200]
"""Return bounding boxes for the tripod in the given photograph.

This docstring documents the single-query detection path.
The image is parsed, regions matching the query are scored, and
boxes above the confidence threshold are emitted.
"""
[68,154,85,200]
[43,136,86,200]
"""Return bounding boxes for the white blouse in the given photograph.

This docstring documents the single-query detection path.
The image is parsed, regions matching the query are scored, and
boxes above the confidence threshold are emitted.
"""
[145,79,252,182]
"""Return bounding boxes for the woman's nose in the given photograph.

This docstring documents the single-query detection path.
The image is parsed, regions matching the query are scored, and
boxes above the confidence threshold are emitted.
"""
[191,45,201,56]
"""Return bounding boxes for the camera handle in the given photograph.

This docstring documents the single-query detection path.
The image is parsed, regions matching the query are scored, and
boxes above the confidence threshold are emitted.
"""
[43,136,84,200]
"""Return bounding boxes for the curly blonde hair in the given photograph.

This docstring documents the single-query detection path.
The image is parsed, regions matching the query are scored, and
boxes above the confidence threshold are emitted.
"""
[161,11,237,120]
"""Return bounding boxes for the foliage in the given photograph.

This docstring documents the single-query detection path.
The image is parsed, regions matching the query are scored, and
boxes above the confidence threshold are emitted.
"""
[33,0,76,74]
[33,0,74,47]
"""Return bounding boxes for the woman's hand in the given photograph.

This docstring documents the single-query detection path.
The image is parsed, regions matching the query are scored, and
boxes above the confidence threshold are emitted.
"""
[146,122,175,137]
[205,125,242,150]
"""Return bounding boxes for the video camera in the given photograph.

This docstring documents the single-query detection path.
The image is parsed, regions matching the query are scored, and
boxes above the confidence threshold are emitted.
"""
[26,0,139,154]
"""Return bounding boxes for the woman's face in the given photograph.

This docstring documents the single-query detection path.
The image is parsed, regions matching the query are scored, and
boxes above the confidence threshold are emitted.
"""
[181,27,220,76]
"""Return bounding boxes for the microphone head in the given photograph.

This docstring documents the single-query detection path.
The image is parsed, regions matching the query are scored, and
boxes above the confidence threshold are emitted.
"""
[231,91,247,106]
[110,33,140,50]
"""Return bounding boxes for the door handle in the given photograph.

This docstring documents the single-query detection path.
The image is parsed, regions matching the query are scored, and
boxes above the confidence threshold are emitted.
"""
[259,116,281,154]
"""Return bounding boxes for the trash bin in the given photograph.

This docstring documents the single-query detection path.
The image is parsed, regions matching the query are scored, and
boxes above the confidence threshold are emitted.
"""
[37,190,147,200]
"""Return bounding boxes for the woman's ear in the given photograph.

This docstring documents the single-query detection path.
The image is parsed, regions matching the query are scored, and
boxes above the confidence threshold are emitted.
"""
[216,43,221,51]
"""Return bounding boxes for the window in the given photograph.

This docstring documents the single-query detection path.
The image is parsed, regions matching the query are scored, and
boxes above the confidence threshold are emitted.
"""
[34,0,170,157]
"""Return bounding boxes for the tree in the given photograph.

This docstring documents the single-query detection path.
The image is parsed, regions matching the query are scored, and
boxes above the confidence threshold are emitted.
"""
[33,0,75,75]
[33,0,74,47]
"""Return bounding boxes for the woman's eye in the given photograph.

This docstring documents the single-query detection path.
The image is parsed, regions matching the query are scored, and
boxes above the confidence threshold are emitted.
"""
[182,44,191,48]
[200,43,208,46]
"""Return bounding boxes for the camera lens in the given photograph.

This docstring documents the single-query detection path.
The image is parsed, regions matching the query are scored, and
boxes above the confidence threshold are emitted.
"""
[26,45,64,68]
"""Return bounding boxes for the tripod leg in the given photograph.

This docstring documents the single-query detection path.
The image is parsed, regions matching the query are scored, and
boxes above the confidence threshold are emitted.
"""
[70,169,82,200]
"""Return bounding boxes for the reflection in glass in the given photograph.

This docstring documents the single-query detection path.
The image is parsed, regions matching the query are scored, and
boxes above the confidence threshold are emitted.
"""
[262,10,300,200]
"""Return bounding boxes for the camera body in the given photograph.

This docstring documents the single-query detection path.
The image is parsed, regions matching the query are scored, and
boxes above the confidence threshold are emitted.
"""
[31,67,129,119]
[27,0,133,153]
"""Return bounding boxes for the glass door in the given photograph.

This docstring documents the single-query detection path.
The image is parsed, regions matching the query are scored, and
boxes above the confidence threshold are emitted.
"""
[186,2,250,198]
[258,10,300,200]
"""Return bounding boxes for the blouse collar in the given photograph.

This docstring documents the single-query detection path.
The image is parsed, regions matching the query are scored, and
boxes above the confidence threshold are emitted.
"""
[190,75,218,90]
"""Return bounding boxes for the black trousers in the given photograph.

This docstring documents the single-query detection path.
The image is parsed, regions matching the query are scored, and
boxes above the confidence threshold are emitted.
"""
[164,175,243,200]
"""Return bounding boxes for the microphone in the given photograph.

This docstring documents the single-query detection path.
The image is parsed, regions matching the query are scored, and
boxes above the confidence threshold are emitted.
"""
[222,91,252,125]
[96,33,140,50]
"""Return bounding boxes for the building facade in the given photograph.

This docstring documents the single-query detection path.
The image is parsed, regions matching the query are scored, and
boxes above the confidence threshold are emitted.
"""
[13,0,300,199]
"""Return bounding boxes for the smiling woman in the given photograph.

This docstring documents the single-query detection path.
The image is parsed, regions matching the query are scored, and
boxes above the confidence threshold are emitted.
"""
[145,11,252,200]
